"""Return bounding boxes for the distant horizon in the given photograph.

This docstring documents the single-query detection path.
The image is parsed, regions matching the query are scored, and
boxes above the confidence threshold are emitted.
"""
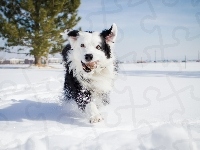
[0,54,199,62]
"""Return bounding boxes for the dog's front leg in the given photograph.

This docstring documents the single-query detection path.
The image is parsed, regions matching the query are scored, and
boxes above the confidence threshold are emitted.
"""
[86,101,103,123]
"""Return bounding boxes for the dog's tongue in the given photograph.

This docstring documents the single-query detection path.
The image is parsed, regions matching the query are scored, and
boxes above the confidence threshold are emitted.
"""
[85,61,97,69]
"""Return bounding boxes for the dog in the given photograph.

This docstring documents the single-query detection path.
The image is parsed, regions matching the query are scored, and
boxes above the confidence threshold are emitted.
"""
[61,23,118,123]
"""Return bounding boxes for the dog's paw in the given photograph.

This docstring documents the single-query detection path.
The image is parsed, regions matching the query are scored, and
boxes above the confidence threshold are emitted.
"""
[89,114,104,123]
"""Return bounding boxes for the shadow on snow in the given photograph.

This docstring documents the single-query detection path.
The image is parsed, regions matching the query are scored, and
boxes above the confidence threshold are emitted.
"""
[0,99,90,127]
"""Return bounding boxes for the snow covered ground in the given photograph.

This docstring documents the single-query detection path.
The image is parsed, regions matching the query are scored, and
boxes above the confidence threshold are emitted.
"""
[0,62,200,150]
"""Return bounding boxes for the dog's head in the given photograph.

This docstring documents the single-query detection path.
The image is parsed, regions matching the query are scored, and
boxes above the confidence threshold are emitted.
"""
[61,23,117,73]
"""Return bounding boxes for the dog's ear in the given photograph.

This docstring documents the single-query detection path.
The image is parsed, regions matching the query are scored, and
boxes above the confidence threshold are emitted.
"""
[67,30,79,40]
[60,29,79,42]
[67,30,79,45]
[101,23,117,44]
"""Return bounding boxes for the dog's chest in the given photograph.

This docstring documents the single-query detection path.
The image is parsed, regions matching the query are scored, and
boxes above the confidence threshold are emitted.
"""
[79,66,115,93]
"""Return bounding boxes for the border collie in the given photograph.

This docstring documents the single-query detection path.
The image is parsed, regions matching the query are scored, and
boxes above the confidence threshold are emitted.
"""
[61,23,117,123]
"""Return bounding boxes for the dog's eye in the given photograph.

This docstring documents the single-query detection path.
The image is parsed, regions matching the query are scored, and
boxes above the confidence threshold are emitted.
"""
[80,44,85,48]
[96,45,102,50]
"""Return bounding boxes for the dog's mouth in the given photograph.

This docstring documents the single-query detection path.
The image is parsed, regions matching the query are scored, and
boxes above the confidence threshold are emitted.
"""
[81,61,98,73]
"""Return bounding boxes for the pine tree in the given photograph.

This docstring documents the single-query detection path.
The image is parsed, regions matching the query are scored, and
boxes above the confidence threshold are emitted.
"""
[0,0,81,65]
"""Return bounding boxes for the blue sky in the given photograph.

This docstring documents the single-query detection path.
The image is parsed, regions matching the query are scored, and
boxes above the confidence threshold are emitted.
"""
[1,0,200,61]
[75,0,200,61]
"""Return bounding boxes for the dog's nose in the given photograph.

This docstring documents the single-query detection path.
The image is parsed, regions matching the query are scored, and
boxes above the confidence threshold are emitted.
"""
[85,54,93,62]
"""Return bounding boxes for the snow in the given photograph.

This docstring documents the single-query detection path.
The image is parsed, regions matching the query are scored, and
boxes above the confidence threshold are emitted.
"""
[0,62,200,150]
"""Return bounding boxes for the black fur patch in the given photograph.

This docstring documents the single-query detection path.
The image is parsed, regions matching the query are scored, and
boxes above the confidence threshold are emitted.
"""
[100,26,113,59]
[100,25,113,39]
[101,39,111,59]
[63,68,91,110]
[62,44,71,63]
[67,30,79,37]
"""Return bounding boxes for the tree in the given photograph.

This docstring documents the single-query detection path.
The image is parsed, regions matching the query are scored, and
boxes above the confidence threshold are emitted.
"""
[0,0,81,66]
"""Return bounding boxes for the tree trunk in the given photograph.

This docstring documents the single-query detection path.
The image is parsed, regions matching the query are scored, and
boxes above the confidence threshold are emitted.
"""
[34,55,42,66]
[45,56,49,66]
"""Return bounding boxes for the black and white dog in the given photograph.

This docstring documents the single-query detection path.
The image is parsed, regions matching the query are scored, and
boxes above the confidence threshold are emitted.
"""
[61,23,117,123]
